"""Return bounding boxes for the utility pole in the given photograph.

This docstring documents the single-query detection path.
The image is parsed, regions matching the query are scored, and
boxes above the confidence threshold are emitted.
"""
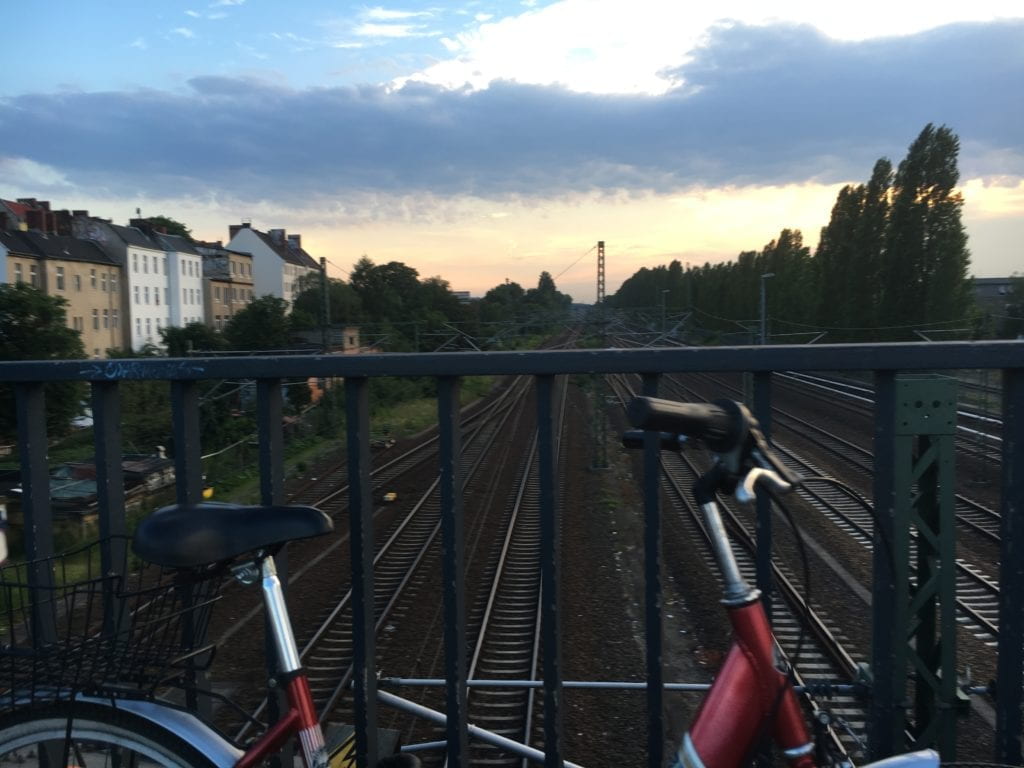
[319,257,330,352]
[760,272,775,345]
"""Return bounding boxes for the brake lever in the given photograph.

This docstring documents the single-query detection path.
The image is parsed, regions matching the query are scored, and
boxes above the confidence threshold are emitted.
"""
[735,467,795,505]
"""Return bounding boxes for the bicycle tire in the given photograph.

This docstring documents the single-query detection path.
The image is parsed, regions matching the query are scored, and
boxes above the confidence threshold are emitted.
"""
[0,701,220,767]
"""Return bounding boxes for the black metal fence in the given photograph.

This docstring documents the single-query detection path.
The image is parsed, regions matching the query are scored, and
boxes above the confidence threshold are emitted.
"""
[2,341,1023,767]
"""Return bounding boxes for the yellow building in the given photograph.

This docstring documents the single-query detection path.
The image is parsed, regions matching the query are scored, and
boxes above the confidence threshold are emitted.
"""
[1,230,125,357]
[195,241,255,330]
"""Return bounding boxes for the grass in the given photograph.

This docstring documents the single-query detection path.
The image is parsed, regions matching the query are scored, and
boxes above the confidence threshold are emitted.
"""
[213,375,495,504]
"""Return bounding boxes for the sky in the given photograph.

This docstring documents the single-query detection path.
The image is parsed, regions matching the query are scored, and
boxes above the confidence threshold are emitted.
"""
[2,1,1022,303]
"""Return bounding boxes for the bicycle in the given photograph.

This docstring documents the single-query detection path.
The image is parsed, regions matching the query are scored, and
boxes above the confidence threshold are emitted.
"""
[0,396,944,767]
[622,395,940,768]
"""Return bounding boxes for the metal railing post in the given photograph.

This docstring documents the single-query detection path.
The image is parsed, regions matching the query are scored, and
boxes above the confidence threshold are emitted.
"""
[345,376,378,768]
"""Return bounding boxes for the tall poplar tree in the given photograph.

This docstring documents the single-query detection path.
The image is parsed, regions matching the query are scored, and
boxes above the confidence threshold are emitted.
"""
[882,124,971,332]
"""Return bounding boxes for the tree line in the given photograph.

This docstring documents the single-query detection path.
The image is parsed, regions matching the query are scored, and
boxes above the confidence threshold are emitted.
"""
[0,261,573,441]
[609,125,1011,342]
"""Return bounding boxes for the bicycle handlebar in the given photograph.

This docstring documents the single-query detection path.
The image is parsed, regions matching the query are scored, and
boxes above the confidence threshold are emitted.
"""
[627,396,741,453]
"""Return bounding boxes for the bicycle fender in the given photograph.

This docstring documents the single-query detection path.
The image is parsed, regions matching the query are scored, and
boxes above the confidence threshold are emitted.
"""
[859,750,940,768]
[78,695,245,768]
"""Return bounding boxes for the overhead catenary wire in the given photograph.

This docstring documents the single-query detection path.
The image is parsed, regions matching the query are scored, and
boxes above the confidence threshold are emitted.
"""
[552,244,596,282]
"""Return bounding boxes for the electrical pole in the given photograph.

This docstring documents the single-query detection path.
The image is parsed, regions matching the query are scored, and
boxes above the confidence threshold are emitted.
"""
[320,257,330,352]
[760,272,774,345]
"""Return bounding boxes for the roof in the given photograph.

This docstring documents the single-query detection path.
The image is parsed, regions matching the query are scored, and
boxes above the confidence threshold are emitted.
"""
[21,231,119,266]
[250,229,319,269]
[194,241,251,258]
[111,224,162,251]
[0,230,39,256]
[154,232,199,255]
[0,200,30,220]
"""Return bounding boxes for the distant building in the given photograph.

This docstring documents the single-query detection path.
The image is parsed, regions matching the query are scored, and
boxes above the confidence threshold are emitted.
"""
[194,240,255,330]
[226,222,319,308]
[973,276,1016,313]
[149,231,205,328]
[0,198,74,235]
[0,229,124,357]
[73,215,170,352]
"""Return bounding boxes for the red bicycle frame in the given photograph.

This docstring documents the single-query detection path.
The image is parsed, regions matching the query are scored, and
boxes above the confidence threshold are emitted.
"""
[670,488,815,768]
[684,592,814,768]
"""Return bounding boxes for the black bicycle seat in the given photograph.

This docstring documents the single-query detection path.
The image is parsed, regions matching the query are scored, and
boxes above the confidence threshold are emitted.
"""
[133,502,333,568]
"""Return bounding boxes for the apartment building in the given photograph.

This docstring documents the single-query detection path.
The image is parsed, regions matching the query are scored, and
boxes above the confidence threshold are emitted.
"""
[226,223,319,308]
[194,240,255,330]
[0,229,124,357]
[152,232,205,328]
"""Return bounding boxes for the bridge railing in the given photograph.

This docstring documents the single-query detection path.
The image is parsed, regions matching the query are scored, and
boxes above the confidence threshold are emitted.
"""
[1,341,1022,766]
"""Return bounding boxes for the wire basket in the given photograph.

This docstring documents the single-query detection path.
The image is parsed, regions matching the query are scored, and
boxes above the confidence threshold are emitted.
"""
[0,535,225,710]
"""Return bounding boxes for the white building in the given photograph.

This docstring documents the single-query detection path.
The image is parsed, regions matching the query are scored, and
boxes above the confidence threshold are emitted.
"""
[226,223,319,308]
[156,233,205,328]
[112,224,172,351]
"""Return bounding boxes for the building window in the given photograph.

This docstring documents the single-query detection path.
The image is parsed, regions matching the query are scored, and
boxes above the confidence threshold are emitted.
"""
[29,264,38,287]
[74,274,82,291]
[134,285,140,304]
[133,254,138,272]
[143,254,149,274]
[136,318,141,336]
[110,273,118,293]
[101,272,108,292]
[92,309,99,330]
[145,318,151,337]
[14,264,22,283]
[144,286,150,304]
[163,257,167,274]
[181,261,186,276]
[102,309,109,329]
[90,268,97,288]
[112,309,119,328]
[55,267,65,290]
[214,286,221,300]
[155,289,160,306]
[183,288,187,304]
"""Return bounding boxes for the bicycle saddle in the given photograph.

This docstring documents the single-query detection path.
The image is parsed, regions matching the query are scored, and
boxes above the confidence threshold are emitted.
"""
[133,502,333,568]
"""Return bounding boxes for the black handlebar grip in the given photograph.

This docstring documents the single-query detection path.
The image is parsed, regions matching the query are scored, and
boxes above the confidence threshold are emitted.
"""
[627,397,739,451]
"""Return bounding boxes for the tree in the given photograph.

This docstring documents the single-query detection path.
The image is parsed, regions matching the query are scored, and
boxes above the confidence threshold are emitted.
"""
[138,215,192,239]
[881,124,972,334]
[224,296,292,351]
[0,283,86,438]
[290,276,363,331]
[160,322,226,357]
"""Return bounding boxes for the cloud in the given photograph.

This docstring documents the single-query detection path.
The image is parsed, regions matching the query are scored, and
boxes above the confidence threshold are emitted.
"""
[353,22,436,39]
[172,27,196,38]
[0,156,74,190]
[0,21,1020,205]
[129,37,147,49]
[364,8,433,21]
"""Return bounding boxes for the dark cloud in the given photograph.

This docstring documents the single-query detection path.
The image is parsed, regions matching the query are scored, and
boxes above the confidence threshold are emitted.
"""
[1,20,1020,201]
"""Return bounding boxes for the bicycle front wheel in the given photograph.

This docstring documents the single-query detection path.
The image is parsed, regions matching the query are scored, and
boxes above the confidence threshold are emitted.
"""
[0,701,220,767]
